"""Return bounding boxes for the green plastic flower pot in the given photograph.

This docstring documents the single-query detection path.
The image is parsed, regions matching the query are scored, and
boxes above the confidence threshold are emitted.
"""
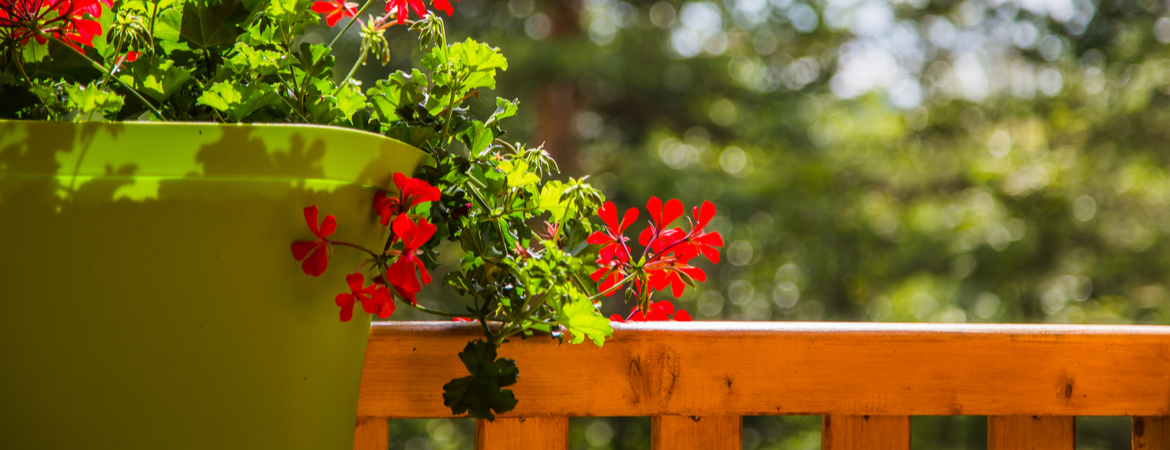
[0,121,425,449]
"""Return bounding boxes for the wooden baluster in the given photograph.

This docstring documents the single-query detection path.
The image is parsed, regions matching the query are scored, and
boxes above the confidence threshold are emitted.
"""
[821,415,910,450]
[988,416,1074,450]
[651,415,741,450]
[353,416,389,450]
[475,417,568,450]
[1134,417,1170,450]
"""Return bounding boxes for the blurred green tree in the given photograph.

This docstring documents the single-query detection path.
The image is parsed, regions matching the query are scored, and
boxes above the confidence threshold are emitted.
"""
[338,0,1168,446]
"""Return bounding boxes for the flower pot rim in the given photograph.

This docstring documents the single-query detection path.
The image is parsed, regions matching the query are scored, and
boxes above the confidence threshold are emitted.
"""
[0,120,426,189]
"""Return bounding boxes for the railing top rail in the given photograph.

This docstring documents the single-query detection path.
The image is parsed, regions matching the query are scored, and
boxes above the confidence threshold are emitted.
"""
[357,322,1170,419]
[372,321,1170,336]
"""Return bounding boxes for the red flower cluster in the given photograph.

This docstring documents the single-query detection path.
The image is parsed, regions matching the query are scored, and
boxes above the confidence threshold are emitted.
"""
[310,0,357,26]
[291,206,335,277]
[610,300,691,322]
[336,273,394,322]
[0,0,108,50]
[291,173,440,321]
[374,172,440,225]
[590,197,723,322]
[384,0,460,24]
[384,213,436,304]
[311,0,462,27]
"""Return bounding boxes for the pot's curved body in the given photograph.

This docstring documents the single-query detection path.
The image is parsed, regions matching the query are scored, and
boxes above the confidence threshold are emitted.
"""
[0,121,424,449]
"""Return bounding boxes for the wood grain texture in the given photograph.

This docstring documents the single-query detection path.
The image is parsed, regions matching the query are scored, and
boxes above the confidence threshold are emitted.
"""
[357,322,1170,418]
[353,416,388,450]
[651,416,741,450]
[1134,417,1170,450]
[988,416,1074,450]
[821,415,909,450]
[475,417,568,450]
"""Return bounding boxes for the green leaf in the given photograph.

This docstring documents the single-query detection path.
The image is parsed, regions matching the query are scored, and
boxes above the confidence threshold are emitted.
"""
[21,40,50,63]
[456,39,509,71]
[538,181,570,222]
[441,340,519,421]
[429,39,509,91]
[334,80,366,122]
[265,0,317,32]
[366,70,426,123]
[383,123,439,146]
[23,80,73,119]
[560,218,593,257]
[485,97,518,127]
[498,160,540,188]
[119,57,192,102]
[461,120,493,157]
[225,43,289,79]
[37,46,101,82]
[196,81,276,121]
[555,293,613,346]
[180,0,248,50]
[153,1,188,45]
[296,42,333,79]
[304,91,342,124]
[265,0,299,20]
[64,83,124,119]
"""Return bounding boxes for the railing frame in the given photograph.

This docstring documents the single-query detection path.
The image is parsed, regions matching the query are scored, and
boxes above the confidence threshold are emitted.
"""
[354,322,1170,449]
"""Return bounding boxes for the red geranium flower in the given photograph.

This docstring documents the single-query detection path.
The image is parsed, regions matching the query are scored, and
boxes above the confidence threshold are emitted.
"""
[639,197,683,249]
[311,0,358,27]
[384,0,426,24]
[588,201,638,264]
[687,201,723,263]
[0,0,105,50]
[590,198,723,310]
[610,300,691,322]
[385,214,437,304]
[646,248,708,297]
[431,0,459,15]
[373,172,441,225]
[335,273,394,322]
[590,261,627,297]
[291,206,335,276]
[59,17,101,49]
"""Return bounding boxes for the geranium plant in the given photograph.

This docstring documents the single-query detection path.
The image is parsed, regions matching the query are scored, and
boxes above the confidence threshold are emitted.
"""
[1,0,723,420]
[297,176,724,419]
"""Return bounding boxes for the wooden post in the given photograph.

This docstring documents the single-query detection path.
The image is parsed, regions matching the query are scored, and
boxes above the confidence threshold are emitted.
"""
[353,416,388,450]
[651,416,741,450]
[821,415,910,450]
[988,416,1074,450]
[475,417,568,450]
[1134,417,1170,450]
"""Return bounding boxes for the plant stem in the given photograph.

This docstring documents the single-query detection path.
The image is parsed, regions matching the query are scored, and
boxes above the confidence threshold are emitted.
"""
[39,33,165,119]
[328,0,375,49]
[274,74,313,122]
[334,48,367,95]
[436,78,460,145]
[403,300,472,318]
[331,240,377,257]
[98,51,127,91]
[11,53,51,118]
[492,322,518,346]
[436,90,477,116]
[588,272,637,300]
[489,206,539,219]
[149,0,161,53]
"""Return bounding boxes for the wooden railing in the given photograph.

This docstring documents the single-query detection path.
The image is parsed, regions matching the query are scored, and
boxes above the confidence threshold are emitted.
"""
[353,322,1170,449]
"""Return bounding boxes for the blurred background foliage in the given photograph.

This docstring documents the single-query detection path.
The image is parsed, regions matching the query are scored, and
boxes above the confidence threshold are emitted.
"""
[321,0,1170,444]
